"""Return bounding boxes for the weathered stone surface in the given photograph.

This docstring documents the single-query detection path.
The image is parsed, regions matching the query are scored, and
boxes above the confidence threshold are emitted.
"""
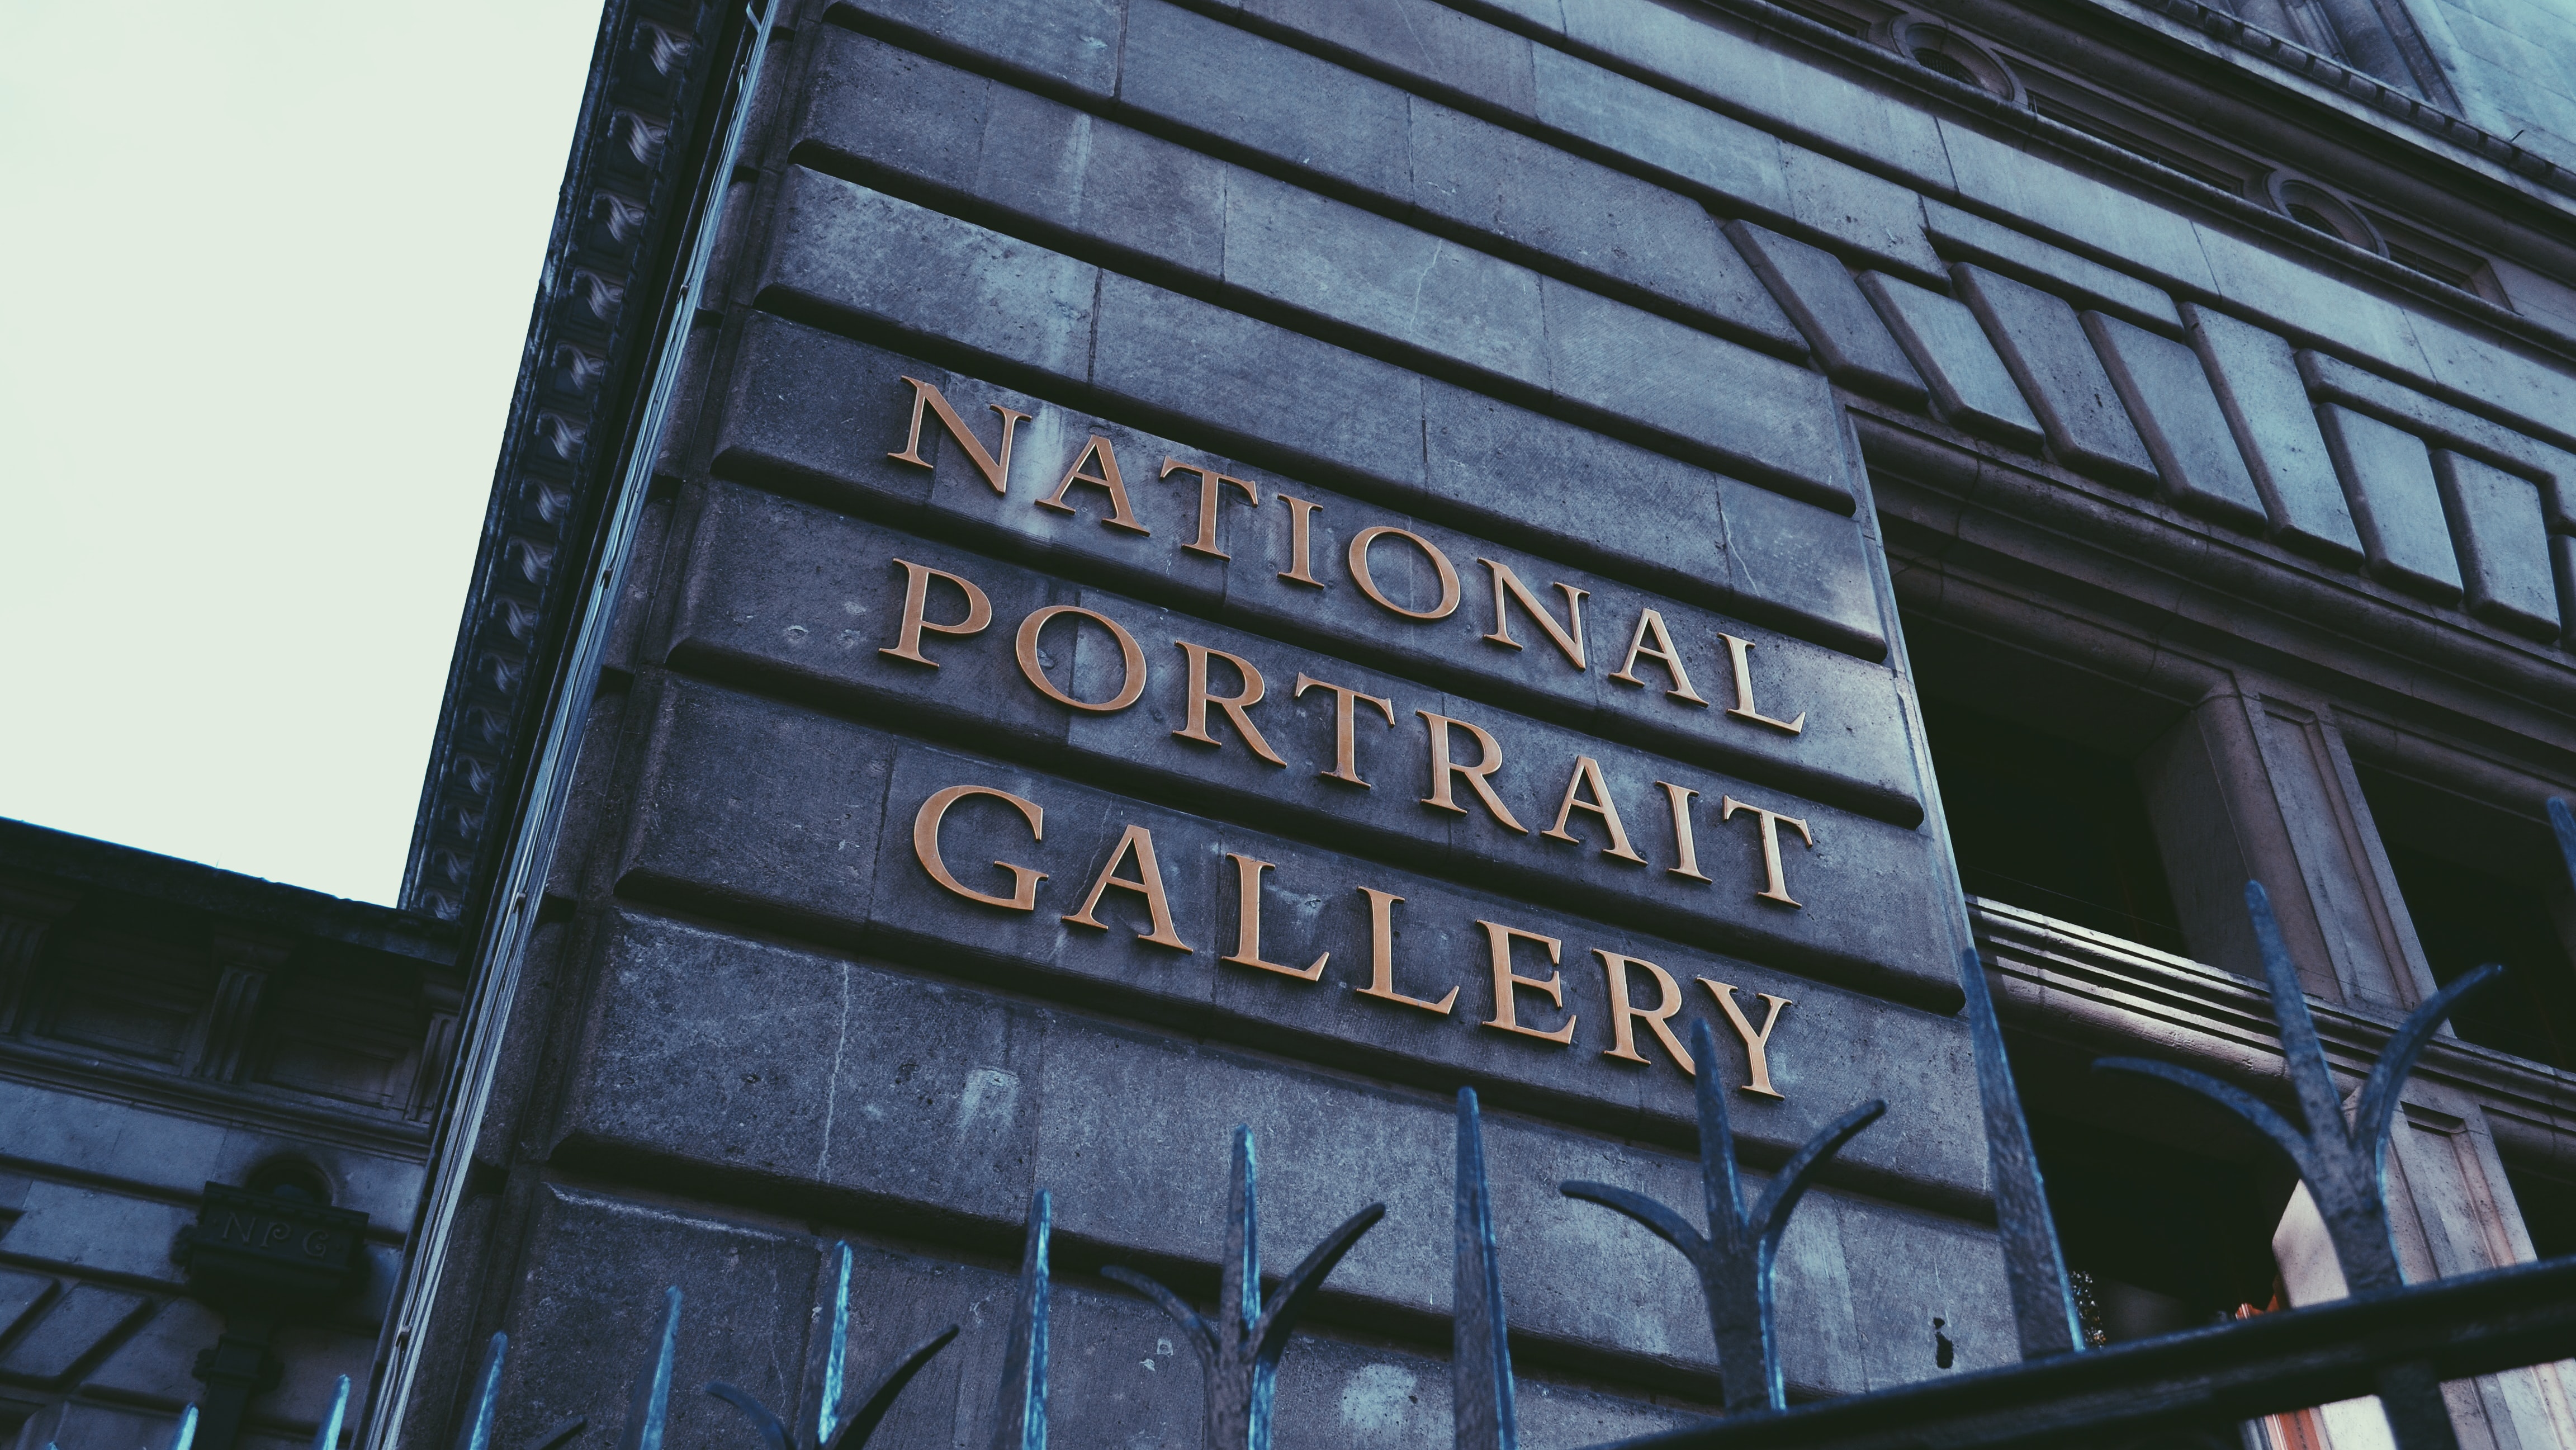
[1729,220,1928,408]
[487,1185,824,1450]
[2180,304,2367,566]
[1857,272,2044,451]
[2082,311,2269,530]
[786,44,1845,506]
[1109,1,1797,350]
[557,918,2006,1391]
[567,909,1983,1228]
[761,167,1098,375]
[1953,265,2157,491]
[2431,451,2561,639]
[1408,99,1800,349]
[2315,404,2464,604]
[1935,121,2216,299]
[1921,201,2180,332]
[677,481,1921,823]
[1122,0,1415,201]
[621,668,1954,1001]
[2558,536,2576,648]
[1414,380,1884,658]
[829,0,1126,97]
[712,311,1891,659]
[2300,348,2576,537]
[1230,0,1543,118]
[509,1182,1714,1442]
[1549,0,1955,195]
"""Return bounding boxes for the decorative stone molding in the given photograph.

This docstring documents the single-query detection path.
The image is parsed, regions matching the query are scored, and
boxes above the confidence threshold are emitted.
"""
[397,0,730,924]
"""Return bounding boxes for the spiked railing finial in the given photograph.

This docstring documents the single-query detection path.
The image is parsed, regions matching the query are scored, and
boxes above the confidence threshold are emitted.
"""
[1562,1019,1882,1414]
[1106,1128,1385,1450]
[705,1240,959,1450]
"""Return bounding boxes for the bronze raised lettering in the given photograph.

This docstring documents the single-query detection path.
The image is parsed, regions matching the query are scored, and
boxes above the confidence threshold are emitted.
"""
[1062,824,1192,951]
[1038,434,1150,533]
[913,784,1046,910]
[1356,887,1459,1014]
[1349,525,1461,621]
[1598,951,1693,1071]
[1162,459,1259,559]
[1477,919,1576,1043]
[1541,755,1647,863]
[1417,710,1528,833]
[1702,978,1792,1098]
[1720,795,1815,906]
[1276,493,1325,588]
[1720,633,1806,735]
[1173,641,1286,766]
[1478,559,1587,670]
[1608,608,1708,705]
[1220,853,1327,980]
[880,558,994,668]
[887,375,1030,495]
[1015,604,1148,712]
[1294,674,1397,787]
[1656,781,1710,882]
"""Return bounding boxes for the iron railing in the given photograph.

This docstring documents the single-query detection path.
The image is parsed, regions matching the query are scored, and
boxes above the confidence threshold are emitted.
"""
[414,797,2576,1450]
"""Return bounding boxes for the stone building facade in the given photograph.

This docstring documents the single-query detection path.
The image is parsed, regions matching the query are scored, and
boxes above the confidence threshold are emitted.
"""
[372,1,2576,1448]
[0,821,457,1450]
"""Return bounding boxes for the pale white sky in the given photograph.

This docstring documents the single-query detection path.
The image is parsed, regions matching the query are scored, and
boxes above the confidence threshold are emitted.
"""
[0,2,604,904]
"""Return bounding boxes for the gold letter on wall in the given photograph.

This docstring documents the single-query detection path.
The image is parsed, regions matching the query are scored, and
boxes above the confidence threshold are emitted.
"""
[1355,887,1458,1014]
[887,376,1029,495]
[1478,920,1575,1043]
[880,558,993,668]
[1062,824,1191,951]
[1701,979,1791,1098]
[913,785,1046,910]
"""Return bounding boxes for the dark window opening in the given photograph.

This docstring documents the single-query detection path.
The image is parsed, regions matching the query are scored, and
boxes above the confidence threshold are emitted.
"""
[1914,48,1984,87]
[2378,844,2576,1068]
[1921,695,2190,955]
[2499,1153,2576,1260]
[2012,1033,2296,1343]
[2289,204,2343,238]
[2357,766,2576,1071]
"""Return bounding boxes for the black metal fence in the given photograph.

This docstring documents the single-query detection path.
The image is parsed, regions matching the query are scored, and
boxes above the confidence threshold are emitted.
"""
[418,799,2576,1450]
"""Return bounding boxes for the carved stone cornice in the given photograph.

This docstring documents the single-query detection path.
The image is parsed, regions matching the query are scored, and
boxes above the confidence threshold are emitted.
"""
[1971,895,2576,1127]
[398,0,738,923]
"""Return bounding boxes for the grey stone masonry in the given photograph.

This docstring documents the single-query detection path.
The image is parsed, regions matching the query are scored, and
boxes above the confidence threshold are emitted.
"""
[2299,349,2576,536]
[783,35,1848,509]
[840,0,1950,282]
[2315,403,2466,604]
[492,1182,1696,1450]
[2181,303,2369,567]
[620,660,1953,1003]
[1952,265,2158,493]
[1857,272,2044,451]
[0,821,455,1450]
[1111,1,1801,351]
[1920,201,2180,333]
[717,304,1893,661]
[680,469,1917,823]
[2559,536,2576,647]
[562,911,1988,1273]
[2432,451,2562,640]
[2082,312,2271,532]
[1727,221,1928,409]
